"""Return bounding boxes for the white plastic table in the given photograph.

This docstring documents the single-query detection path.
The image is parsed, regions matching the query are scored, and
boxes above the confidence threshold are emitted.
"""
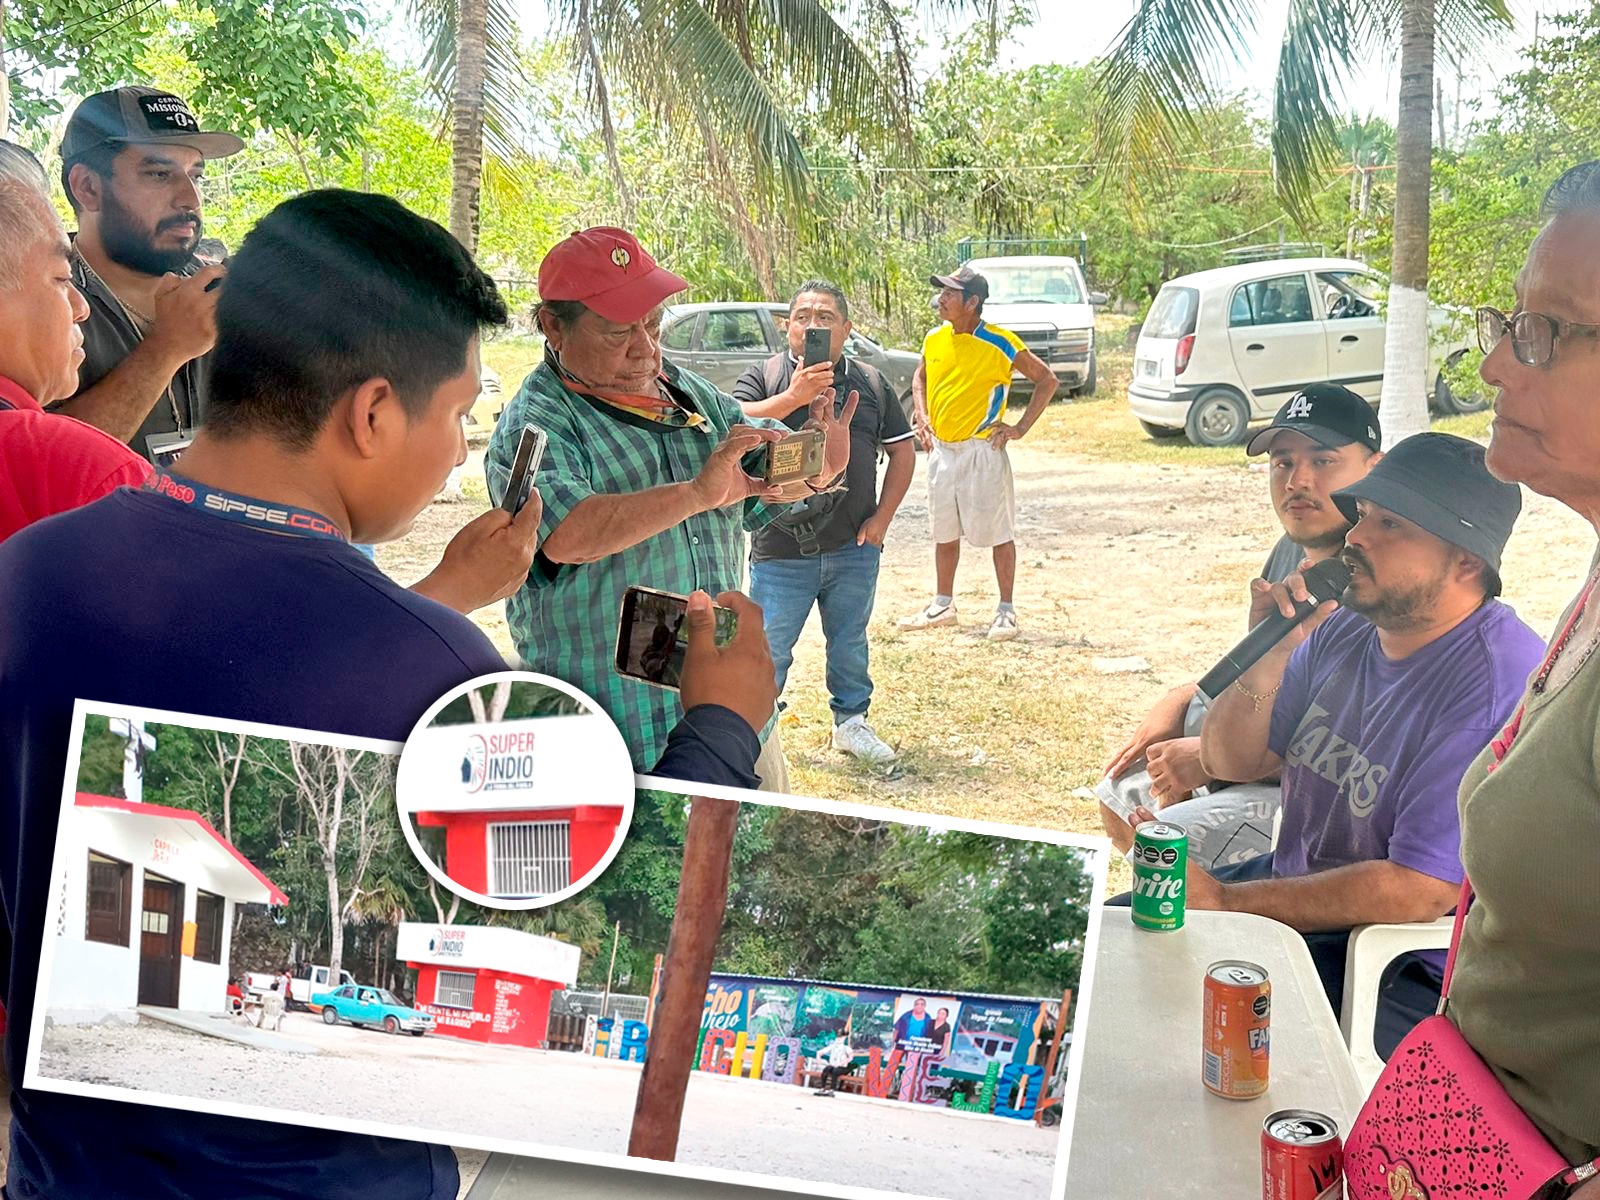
[1064,909,1366,1198]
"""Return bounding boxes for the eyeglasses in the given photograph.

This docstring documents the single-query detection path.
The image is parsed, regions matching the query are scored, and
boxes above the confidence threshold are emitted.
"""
[1476,305,1600,368]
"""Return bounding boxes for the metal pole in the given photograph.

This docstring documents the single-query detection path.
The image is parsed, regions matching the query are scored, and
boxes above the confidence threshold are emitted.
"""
[601,919,621,1018]
[627,796,739,1161]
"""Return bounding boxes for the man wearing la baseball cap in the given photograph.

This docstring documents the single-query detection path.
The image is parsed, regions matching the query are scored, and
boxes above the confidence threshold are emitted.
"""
[49,87,243,457]
[486,226,856,790]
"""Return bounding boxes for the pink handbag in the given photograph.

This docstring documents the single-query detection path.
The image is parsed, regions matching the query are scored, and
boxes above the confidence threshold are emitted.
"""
[1345,584,1600,1199]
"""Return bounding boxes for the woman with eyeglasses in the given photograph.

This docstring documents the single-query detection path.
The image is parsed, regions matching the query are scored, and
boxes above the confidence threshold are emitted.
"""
[1451,160,1600,1194]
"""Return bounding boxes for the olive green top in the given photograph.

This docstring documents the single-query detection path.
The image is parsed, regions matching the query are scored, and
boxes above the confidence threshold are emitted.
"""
[1451,561,1600,1163]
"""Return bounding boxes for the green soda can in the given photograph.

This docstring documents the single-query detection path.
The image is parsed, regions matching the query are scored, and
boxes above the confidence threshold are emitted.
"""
[1131,820,1188,931]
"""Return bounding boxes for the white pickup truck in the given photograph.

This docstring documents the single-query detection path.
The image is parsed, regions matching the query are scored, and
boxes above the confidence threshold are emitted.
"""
[245,964,356,1011]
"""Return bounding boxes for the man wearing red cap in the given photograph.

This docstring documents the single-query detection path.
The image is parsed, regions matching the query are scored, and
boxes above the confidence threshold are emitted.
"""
[486,227,856,786]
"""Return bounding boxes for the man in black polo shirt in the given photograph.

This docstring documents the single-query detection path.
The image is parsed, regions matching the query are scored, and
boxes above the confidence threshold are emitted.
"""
[732,280,916,763]
[49,86,234,462]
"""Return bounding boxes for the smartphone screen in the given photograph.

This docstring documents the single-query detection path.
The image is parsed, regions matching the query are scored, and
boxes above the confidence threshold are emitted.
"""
[501,425,547,516]
[802,326,831,367]
[615,586,736,690]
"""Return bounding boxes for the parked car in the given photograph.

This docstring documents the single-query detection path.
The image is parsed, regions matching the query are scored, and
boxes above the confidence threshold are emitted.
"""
[659,301,919,419]
[467,363,504,437]
[314,984,436,1036]
[245,964,355,1012]
[1127,257,1485,446]
[961,255,1108,397]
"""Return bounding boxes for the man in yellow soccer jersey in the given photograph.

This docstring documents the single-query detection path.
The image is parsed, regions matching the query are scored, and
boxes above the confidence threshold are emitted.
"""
[900,266,1057,640]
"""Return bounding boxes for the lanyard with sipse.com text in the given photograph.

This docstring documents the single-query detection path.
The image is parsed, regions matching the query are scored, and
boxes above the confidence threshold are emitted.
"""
[142,471,348,543]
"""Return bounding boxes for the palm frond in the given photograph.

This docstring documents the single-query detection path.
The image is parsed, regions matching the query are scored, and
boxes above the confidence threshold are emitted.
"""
[409,0,532,165]
[1364,0,1514,65]
[1094,0,1261,167]
[1271,0,1369,222]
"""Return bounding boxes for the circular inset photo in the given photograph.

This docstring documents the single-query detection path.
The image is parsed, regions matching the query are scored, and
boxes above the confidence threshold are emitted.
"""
[397,672,635,909]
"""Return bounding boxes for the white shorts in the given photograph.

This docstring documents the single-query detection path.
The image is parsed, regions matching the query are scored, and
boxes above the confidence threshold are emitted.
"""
[927,436,1015,548]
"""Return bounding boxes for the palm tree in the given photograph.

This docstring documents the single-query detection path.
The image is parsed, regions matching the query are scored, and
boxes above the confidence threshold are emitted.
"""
[411,0,1001,271]
[1097,0,1511,447]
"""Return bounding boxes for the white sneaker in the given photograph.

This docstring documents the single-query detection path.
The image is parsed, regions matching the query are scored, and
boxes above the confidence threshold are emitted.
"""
[987,610,1019,641]
[898,602,957,629]
[833,716,897,763]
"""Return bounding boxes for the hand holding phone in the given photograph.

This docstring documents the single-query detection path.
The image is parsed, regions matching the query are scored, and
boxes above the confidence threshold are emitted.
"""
[501,425,548,516]
[802,325,832,367]
[680,590,779,734]
[758,428,826,485]
[616,585,736,690]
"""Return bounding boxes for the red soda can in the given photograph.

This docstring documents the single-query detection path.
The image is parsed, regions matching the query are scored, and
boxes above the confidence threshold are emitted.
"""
[1202,959,1270,1099]
[1261,1108,1343,1199]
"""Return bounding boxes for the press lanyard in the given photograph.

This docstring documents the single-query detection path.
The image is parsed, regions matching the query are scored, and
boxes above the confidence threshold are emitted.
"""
[143,471,348,543]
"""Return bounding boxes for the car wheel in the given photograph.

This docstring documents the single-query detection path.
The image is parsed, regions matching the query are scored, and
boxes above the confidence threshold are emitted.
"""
[1433,353,1491,414]
[385,1015,401,1035]
[1079,350,1097,397]
[411,1029,427,1038]
[322,1007,338,1025]
[1184,388,1250,446]
[1138,419,1185,440]
[1040,1105,1061,1128]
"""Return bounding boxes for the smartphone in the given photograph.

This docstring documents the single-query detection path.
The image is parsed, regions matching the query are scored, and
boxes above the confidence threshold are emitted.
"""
[758,427,826,485]
[615,585,737,691]
[802,326,832,367]
[501,425,548,516]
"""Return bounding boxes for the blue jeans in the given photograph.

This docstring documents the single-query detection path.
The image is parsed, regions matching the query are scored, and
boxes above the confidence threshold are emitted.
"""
[750,541,881,724]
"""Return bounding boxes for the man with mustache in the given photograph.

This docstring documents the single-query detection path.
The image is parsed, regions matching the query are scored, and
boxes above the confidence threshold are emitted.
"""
[1136,434,1544,1054]
[1100,384,1383,867]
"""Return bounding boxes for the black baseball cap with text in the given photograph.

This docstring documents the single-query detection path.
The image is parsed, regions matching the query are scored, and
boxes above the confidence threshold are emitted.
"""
[1245,384,1382,456]
[1332,432,1521,571]
[930,265,989,302]
[61,87,244,163]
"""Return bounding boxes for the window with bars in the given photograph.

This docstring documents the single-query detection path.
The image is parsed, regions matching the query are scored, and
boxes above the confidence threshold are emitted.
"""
[435,970,476,1010]
[194,891,224,964]
[487,821,571,898]
[86,852,132,946]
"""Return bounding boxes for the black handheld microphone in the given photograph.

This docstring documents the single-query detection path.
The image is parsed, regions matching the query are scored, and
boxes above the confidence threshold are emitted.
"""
[1195,557,1352,701]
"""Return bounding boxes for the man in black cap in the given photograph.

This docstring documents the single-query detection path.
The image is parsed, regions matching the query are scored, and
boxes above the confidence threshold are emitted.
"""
[899,265,1057,640]
[1147,433,1545,1053]
[1099,384,1384,868]
[50,86,241,460]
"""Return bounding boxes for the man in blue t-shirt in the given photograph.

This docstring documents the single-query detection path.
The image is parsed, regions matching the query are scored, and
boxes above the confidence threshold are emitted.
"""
[1168,434,1543,1054]
[0,190,776,1198]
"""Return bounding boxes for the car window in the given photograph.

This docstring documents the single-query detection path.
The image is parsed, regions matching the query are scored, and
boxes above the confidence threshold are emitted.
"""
[702,309,767,353]
[660,313,697,351]
[982,264,1083,304]
[1230,274,1314,327]
[1144,286,1199,339]
[1317,271,1382,320]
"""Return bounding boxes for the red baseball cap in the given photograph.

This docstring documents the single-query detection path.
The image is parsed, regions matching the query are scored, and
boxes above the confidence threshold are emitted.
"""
[537,226,688,323]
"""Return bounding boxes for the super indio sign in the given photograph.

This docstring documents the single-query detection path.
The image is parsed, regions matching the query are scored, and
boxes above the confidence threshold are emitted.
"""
[460,729,538,794]
[429,927,468,956]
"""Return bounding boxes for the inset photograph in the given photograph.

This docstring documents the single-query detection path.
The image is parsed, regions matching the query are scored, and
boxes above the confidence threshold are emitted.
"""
[396,672,635,908]
[28,700,1107,1200]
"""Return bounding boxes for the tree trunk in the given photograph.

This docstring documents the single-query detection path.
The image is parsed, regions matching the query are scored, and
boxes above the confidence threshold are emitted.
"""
[1377,0,1435,448]
[325,862,343,983]
[449,0,488,254]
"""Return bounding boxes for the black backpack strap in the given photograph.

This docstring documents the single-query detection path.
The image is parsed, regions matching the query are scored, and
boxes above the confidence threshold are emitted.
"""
[762,352,789,398]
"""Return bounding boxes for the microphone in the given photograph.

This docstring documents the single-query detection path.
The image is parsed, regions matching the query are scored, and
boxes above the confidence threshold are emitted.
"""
[1195,557,1352,701]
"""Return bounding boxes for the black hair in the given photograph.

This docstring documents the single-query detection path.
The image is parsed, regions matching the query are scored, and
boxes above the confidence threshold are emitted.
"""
[61,141,121,213]
[532,298,588,330]
[788,279,850,321]
[206,189,507,448]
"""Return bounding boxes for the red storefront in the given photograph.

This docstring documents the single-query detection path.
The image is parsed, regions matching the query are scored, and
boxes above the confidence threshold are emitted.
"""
[397,714,632,901]
[396,921,580,1049]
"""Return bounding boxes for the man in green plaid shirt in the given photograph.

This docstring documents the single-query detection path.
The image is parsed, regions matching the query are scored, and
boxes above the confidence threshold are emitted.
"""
[486,228,855,785]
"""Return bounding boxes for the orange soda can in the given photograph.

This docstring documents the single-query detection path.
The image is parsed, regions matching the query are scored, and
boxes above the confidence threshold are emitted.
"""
[1202,959,1270,1099]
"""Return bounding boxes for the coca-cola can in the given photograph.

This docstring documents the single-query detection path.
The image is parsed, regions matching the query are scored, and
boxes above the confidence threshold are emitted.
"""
[1261,1109,1343,1199]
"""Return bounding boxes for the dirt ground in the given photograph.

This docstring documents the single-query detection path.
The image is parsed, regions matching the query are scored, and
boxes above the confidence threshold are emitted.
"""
[36,1017,1059,1200]
[376,398,1596,857]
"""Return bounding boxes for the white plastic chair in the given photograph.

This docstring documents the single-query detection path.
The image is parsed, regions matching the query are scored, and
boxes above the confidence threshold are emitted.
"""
[1339,918,1455,1091]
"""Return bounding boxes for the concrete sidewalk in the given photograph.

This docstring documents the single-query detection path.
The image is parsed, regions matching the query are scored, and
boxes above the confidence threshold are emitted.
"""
[136,1006,318,1054]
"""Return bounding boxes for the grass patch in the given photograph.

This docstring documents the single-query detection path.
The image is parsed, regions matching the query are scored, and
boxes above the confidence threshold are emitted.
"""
[1432,410,1493,441]
[481,334,544,391]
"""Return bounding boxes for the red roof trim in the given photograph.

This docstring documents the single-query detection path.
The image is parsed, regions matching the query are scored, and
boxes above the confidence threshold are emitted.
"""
[75,792,289,905]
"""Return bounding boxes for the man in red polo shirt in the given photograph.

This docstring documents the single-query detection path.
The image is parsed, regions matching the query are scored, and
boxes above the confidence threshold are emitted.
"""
[0,158,151,543]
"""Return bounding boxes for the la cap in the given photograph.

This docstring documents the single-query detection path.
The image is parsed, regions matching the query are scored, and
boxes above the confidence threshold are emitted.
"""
[62,87,244,163]
[1332,432,1521,571]
[930,265,989,302]
[1246,383,1382,456]
[538,226,688,323]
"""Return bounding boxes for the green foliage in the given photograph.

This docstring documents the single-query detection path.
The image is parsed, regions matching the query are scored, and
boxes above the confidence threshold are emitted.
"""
[430,680,586,723]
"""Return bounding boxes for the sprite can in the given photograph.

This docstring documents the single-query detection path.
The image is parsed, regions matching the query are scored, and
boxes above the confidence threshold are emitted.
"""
[1131,821,1188,931]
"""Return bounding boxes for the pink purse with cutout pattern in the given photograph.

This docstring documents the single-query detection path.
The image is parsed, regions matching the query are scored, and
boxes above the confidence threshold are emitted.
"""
[1344,585,1600,1200]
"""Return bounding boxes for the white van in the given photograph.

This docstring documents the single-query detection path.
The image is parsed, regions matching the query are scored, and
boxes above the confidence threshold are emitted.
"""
[1127,257,1482,446]
[963,256,1108,396]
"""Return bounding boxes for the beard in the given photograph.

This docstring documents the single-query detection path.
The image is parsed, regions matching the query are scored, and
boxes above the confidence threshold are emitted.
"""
[1340,550,1449,629]
[100,187,201,277]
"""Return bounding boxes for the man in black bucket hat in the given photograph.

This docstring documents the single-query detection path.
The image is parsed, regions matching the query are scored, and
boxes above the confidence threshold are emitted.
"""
[1133,433,1546,1055]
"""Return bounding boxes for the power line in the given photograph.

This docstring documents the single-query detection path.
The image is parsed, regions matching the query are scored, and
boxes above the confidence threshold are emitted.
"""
[3,0,160,64]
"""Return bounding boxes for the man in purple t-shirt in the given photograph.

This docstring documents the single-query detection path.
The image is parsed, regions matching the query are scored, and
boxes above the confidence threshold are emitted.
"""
[1178,433,1545,1054]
